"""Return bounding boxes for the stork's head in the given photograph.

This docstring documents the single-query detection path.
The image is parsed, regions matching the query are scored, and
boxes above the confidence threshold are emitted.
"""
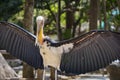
[36,16,45,45]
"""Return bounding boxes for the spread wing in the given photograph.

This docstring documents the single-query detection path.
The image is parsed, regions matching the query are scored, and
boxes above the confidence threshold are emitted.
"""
[59,31,120,75]
[0,22,43,69]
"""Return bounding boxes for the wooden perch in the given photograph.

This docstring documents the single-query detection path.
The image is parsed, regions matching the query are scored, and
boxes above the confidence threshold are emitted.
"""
[0,52,18,79]
[0,50,16,59]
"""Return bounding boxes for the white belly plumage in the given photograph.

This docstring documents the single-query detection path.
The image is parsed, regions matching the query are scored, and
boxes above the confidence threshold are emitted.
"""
[40,42,73,69]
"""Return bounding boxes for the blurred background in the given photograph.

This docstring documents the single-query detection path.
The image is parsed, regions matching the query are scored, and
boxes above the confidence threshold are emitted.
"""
[0,0,120,80]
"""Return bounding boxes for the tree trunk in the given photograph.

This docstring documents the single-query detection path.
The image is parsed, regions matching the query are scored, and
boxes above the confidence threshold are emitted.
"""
[102,0,108,30]
[116,0,120,11]
[107,62,120,80]
[36,69,44,80]
[23,0,34,78]
[89,0,99,30]
[50,67,56,80]
[72,9,83,37]
[56,0,62,40]
[23,63,34,78]
[63,1,74,39]
[23,0,34,33]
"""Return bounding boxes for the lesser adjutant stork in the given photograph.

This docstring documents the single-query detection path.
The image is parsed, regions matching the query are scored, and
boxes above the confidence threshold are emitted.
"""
[0,16,120,78]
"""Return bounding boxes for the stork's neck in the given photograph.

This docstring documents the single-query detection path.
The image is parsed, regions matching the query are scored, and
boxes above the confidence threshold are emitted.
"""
[36,16,45,45]
[39,28,43,42]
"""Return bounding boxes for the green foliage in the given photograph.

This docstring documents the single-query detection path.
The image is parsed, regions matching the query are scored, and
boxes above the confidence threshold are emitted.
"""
[63,29,71,40]
[60,13,66,27]
[0,0,120,38]
[113,14,120,27]
[8,10,24,27]
[0,0,23,21]
[50,3,58,13]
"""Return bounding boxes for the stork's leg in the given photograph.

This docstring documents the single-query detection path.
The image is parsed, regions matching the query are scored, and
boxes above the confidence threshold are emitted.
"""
[43,69,46,80]
[34,69,37,78]
[55,68,58,80]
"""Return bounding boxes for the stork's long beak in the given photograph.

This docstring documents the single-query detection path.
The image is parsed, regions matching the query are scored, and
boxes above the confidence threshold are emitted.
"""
[36,16,44,45]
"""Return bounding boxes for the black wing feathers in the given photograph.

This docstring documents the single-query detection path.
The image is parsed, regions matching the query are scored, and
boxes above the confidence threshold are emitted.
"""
[60,31,120,75]
[0,22,43,69]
